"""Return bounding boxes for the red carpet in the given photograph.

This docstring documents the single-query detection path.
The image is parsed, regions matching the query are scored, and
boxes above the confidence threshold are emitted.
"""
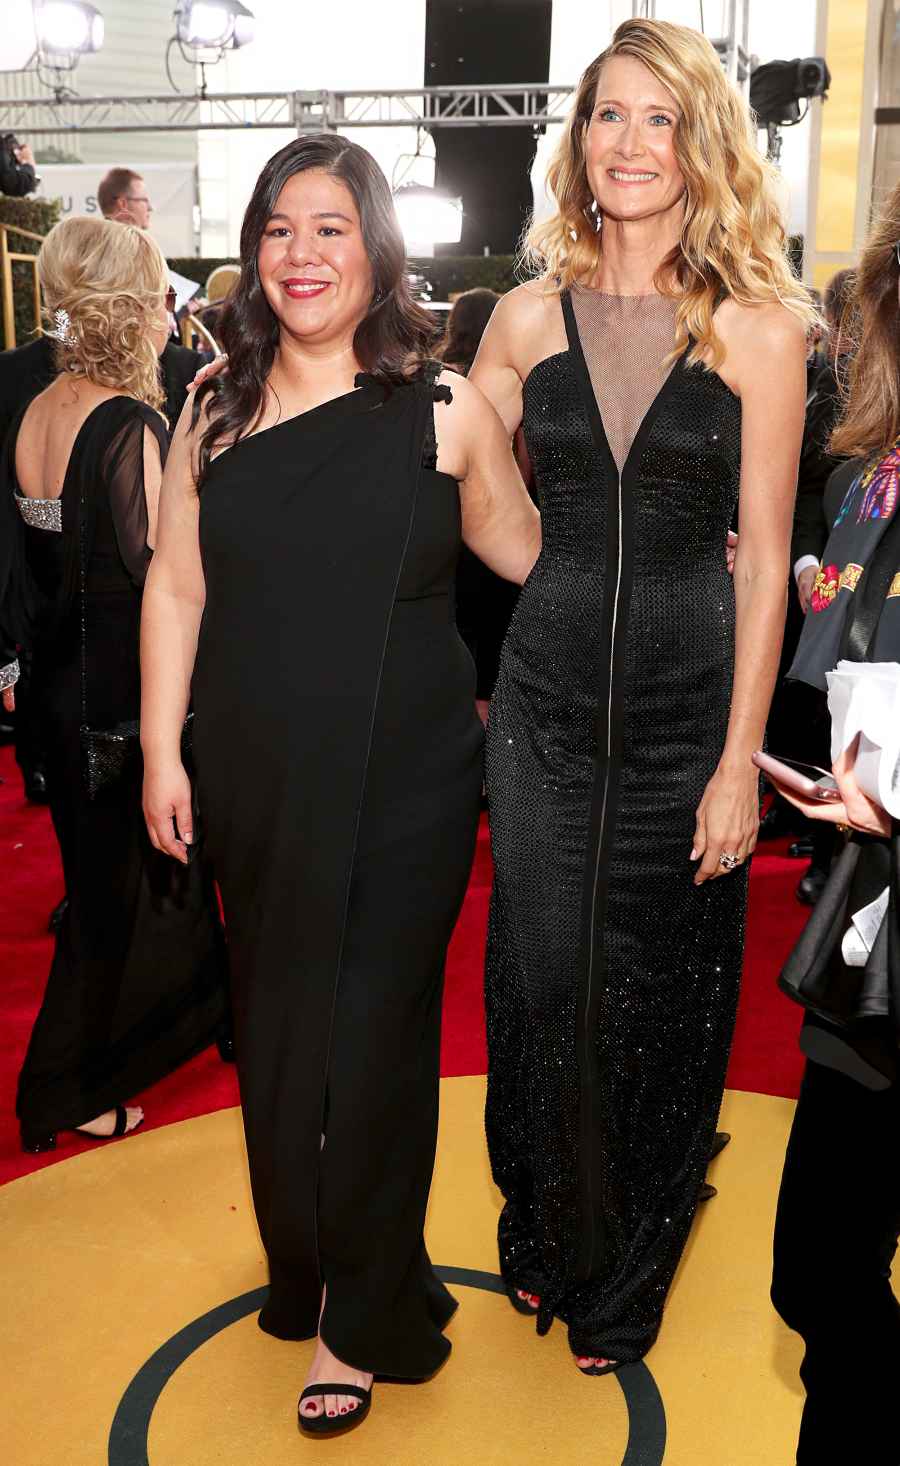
[0,745,806,1185]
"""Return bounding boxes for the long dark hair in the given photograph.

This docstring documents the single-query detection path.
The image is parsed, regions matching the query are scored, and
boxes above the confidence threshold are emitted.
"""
[438,288,500,375]
[193,134,436,485]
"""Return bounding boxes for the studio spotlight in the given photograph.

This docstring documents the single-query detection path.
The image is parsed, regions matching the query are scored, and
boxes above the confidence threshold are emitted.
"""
[393,185,463,255]
[34,0,104,69]
[750,57,831,163]
[173,0,255,55]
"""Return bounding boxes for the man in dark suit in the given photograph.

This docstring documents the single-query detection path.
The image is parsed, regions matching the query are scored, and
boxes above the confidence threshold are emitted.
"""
[767,268,854,903]
[791,268,856,615]
[0,136,37,198]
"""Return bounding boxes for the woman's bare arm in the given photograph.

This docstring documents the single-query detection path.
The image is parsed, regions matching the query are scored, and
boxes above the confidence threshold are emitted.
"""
[468,284,552,437]
[435,370,541,585]
[692,302,807,883]
[140,400,206,862]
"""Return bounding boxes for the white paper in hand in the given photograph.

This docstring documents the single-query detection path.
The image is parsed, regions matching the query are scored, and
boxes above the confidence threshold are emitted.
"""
[826,660,900,816]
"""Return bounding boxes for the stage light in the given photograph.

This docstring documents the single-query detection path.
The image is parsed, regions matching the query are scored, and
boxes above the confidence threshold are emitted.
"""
[174,0,255,52]
[750,57,830,127]
[393,185,463,253]
[34,0,104,63]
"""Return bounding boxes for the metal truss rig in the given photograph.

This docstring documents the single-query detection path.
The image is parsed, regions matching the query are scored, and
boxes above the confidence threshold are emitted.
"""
[0,84,576,136]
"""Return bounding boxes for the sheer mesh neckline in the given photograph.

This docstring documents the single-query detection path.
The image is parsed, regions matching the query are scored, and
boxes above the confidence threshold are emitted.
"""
[568,286,679,473]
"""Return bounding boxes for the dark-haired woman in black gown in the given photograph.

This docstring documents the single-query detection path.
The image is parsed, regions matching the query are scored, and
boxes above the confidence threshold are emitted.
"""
[140,135,539,1435]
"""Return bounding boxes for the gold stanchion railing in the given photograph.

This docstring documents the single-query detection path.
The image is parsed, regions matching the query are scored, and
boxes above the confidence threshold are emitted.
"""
[0,220,45,349]
[180,311,220,355]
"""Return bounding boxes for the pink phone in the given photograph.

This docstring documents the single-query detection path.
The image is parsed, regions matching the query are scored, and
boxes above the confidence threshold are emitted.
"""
[752,751,841,802]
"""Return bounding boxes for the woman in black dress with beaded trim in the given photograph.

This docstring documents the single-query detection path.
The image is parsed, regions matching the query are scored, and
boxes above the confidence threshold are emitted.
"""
[140,137,539,1434]
[471,20,810,1372]
[0,217,226,1153]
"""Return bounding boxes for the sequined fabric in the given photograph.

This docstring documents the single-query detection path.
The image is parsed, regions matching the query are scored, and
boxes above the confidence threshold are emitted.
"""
[485,288,748,1363]
[15,494,62,533]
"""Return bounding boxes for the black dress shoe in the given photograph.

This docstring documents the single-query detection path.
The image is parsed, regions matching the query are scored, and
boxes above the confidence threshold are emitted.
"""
[796,866,829,907]
[48,897,68,934]
[709,1131,731,1162]
[216,1032,236,1063]
[24,768,49,804]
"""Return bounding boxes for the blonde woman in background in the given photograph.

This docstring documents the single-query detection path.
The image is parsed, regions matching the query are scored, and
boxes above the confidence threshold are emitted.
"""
[471,18,810,1372]
[0,217,226,1154]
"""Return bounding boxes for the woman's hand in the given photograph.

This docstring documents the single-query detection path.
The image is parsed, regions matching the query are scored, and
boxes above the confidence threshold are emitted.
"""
[726,530,737,576]
[796,564,817,615]
[188,353,228,392]
[691,763,760,885]
[772,737,892,837]
[143,759,194,864]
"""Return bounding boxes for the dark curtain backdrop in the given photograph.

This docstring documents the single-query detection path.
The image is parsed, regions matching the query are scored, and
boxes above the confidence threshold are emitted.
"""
[424,0,553,256]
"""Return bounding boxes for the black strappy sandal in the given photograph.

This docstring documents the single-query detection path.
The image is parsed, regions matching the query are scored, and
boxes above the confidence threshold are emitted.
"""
[505,1283,540,1316]
[20,1104,140,1154]
[297,1383,372,1436]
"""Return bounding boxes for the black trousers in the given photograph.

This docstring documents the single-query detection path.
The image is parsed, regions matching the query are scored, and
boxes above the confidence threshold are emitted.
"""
[772,1059,900,1465]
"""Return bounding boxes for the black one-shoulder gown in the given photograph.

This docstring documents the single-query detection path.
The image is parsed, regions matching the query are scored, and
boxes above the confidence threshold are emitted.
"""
[192,375,483,1377]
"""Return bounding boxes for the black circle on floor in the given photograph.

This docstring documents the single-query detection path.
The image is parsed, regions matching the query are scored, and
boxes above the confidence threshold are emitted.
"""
[108,1267,666,1465]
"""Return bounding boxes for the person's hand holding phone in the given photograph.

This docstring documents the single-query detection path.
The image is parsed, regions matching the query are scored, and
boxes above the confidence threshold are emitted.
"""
[761,738,891,837]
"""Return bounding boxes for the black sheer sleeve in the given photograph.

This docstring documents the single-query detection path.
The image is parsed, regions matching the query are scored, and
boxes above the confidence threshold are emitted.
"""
[0,411,39,667]
[101,405,168,586]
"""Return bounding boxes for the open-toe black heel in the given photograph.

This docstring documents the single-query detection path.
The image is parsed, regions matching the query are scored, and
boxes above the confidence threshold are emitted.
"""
[20,1128,56,1154]
[505,1283,540,1316]
[576,1356,622,1377]
[710,1130,731,1161]
[298,1383,372,1436]
[19,1104,139,1155]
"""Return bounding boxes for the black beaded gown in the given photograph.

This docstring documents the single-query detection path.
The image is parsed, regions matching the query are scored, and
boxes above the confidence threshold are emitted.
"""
[485,287,748,1363]
[192,371,483,1377]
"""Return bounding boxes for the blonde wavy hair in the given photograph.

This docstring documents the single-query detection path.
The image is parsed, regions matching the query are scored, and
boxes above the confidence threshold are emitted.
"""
[830,181,900,462]
[524,18,816,367]
[38,216,168,413]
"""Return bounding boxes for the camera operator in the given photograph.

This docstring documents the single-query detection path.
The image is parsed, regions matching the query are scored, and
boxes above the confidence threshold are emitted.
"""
[0,134,37,198]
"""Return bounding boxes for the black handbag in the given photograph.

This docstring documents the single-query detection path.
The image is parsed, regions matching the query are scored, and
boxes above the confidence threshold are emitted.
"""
[77,484,192,799]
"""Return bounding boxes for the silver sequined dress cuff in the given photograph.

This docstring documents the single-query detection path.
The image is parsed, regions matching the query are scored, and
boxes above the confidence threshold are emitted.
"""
[0,660,19,691]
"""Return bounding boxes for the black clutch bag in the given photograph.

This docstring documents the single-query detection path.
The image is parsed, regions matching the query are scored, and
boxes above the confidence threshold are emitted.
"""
[80,714,194,800]
[77,483,193,800]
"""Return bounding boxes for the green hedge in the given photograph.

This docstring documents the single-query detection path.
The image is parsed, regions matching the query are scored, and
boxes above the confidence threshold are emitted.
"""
[1,195,62,347]
[167,254,520,300]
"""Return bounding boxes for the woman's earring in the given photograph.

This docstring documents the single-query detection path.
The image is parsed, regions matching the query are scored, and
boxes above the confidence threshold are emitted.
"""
[592,199,602,233]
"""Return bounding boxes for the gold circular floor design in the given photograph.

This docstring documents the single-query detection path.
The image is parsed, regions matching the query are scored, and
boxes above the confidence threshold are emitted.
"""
[1,1078,810,1466]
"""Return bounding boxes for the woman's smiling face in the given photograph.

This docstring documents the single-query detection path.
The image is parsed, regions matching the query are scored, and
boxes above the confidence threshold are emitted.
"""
[256,168,374,345]
[585,54,686,226]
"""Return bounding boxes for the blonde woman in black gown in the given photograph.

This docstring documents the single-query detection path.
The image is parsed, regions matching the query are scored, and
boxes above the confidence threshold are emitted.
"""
[140,136,539,1434]
[471,19,811,1373]
[0,217,226,1154]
